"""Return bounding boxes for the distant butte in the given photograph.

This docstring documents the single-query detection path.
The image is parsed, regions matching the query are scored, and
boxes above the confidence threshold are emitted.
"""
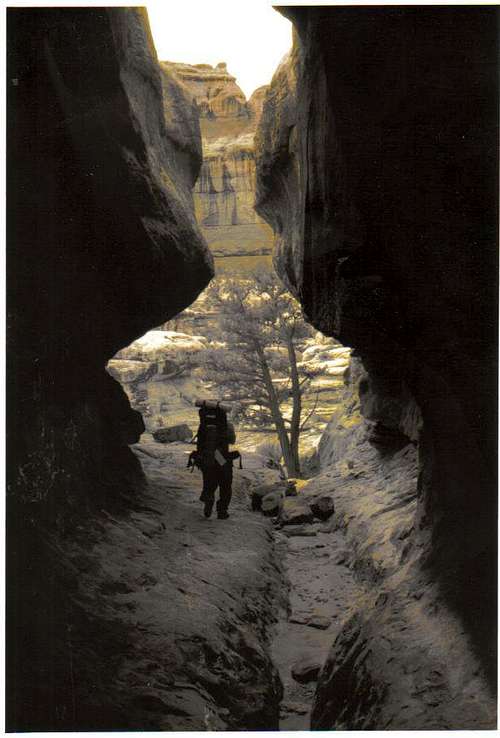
[162,60,274,270]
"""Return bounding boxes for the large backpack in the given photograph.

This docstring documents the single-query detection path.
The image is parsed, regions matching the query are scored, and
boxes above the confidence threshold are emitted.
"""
[196,401,229,467]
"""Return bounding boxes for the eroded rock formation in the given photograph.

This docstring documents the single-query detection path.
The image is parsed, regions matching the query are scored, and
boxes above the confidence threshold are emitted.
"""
[8,7,213,506]
[6,7,217,729]
[164,61,274,267]
[255,6,498,729]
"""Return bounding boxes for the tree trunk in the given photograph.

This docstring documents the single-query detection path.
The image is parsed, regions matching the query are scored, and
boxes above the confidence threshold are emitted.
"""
[286,335,301,476]
[254,341,298,477]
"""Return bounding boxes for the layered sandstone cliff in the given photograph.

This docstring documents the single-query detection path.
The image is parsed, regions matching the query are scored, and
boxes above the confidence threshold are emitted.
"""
[164,61,274,268]
[255,6,497,729]
[7,8,216,729]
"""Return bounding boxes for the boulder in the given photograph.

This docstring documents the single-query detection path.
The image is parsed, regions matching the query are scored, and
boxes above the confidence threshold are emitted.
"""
[291,659,322,684]
[261,491,284,517]
[252,482,286,499]
[310,496,335,521]
[251,482,286,511]
[280,499,314,526]
[152,425,192,444]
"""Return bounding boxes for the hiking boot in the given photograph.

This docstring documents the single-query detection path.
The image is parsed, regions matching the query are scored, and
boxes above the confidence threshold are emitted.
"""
[204,499,214,518]
[217,511,230,520]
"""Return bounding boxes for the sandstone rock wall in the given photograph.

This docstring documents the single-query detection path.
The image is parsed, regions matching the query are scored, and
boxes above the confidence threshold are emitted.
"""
[195,140,258,227]
[164,61,274,268]
[255,6,497,728]
[7,8,214,729]
[301,358,494,729]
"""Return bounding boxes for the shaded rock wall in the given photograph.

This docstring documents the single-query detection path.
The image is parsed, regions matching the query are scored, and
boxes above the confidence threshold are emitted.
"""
[7,7,213,729]
[164,61,274,267]
[304,359,494,729]
[8,8,213,506]
[255,5,497,728]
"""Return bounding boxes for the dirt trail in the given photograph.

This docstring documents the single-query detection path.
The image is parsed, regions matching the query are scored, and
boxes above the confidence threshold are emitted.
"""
[131,440,371,731]
[78,436,365,730]
[270,521,366,729]
[62,439,286,730]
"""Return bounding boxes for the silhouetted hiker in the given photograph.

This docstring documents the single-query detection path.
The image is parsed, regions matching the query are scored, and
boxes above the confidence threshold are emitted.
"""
[187,400,241,519]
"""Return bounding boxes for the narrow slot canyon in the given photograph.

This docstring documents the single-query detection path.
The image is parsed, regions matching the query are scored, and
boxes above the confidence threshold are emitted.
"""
[7,4,498,733]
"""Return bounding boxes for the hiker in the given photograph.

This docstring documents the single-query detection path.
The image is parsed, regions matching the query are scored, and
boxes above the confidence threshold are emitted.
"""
[188,400,240,519]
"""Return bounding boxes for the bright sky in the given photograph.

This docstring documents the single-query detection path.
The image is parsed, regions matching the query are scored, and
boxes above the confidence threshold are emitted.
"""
[146,0,292,100]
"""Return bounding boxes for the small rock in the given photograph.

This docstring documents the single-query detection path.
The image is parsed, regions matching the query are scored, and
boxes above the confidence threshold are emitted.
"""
[285,479,298,496]
[307,615,331,630]
[291,658,322,684]
[310,496,335,521]
[152,424,192,443]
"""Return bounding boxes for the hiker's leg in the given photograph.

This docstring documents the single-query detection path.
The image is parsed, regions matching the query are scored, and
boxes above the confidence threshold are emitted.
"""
[200,470,211,501]
[202,467,218,517]
[217,464,233,516]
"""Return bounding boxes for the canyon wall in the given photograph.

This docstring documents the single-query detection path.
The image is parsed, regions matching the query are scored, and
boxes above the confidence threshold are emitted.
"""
[255,6,498,729]
[7,8,215,728]
[163,61,274,269]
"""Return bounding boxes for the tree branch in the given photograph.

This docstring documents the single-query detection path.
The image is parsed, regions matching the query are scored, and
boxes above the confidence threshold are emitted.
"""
[300,391,320,431]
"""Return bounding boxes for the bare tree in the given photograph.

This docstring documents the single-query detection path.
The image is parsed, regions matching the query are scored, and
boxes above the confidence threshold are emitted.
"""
[200,270,318,477]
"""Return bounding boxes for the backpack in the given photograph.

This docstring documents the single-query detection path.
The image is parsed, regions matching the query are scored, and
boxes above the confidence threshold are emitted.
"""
[196,401,229,467]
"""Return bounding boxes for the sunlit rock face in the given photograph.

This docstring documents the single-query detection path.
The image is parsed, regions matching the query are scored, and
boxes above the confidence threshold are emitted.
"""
[7,7,212,729]
[195,139,258,227]
[164,61,274,268]
[256,5,497,729]
[162,61,251,122]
